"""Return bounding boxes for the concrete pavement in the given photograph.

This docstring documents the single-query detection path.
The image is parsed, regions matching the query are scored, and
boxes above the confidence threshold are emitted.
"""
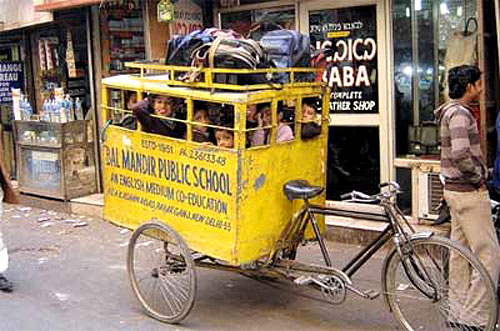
[0,202,404,331]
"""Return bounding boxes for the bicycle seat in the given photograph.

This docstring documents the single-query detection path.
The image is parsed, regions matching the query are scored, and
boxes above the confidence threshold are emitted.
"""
[283,180,324,200]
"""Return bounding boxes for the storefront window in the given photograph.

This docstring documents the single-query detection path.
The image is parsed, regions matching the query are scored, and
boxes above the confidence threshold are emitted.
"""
[34,10,91,117]
[220,6,295,38]
[309,6,379,114]
[393,0,477,157]
[100,0,145,75]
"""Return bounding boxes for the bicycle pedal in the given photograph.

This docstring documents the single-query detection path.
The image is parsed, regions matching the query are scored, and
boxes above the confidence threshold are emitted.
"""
[347,284,380,300]
[294,276,314,286]
[364,289,380,300]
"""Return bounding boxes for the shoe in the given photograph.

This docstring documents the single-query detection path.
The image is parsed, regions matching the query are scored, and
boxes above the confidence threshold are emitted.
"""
[0,274,13,292]
[448,321,484,331]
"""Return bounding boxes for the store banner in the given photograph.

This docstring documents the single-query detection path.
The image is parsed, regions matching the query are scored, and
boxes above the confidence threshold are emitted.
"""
[309,6,378,114]
[0,62,24,104]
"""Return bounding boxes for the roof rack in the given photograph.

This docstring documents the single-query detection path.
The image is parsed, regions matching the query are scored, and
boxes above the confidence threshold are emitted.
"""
[124,62,322,92]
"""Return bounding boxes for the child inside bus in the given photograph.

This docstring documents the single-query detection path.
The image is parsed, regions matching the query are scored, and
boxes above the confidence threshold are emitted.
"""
[251,105,293,146]
[301,101,321,139]
[132,94,185,138]
[118,91,139,130]
[215,128,234,149]
[192,108,211,143]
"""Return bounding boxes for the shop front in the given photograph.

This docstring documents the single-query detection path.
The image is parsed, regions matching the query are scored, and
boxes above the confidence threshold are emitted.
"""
[218,0,500,222]
[0,1,54,179]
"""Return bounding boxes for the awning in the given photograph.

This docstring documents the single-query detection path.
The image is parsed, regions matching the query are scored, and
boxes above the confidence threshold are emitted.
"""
[0,0,53,32]
[33,0,102,12]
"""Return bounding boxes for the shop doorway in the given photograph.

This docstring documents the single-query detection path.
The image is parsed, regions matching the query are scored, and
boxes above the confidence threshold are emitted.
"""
[299,0,392,201]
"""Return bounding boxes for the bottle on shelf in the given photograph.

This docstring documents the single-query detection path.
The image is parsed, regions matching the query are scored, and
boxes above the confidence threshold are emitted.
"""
[74,97,84,120]
[51,100,60,123]
[42,99,50,122]
[65,94,75,122]
[25,100,33,121]
[59,97,67,123]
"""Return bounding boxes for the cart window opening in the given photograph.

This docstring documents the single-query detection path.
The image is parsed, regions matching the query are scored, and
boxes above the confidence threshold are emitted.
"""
[276,100,295,144]
[132,94,187,139]
[301,97,322,140]
[208,102,235,149]
[192,101,213,144]
[107,89,135,127]
[246,102,272,148]
[118,91,139,130]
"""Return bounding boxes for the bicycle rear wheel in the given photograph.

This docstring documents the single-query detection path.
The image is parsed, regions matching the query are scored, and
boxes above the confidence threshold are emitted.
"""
[127,221,197,323]
[383,236,498,331]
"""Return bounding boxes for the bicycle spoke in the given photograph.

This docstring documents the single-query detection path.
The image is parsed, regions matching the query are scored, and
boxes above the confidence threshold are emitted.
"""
[128,222,197,323]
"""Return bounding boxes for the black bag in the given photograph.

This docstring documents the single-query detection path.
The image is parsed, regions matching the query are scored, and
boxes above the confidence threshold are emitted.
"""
[207,37,266,85]
[260,30,314,83]
[165,30,214,66]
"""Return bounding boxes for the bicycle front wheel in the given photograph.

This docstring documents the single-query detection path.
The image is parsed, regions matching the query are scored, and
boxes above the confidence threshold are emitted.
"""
[127,221,197,323]
[382,236,498,331]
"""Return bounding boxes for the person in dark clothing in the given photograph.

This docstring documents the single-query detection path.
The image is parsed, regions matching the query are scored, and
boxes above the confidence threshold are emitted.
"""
[132,95,185,138]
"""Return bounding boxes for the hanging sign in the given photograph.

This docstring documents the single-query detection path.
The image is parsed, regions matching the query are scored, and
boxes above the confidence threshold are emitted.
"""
[158,0,175,23]
[309,6,378,114]
[0,62,24,104]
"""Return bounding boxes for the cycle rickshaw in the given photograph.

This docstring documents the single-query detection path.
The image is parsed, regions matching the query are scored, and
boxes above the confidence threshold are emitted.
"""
[101,63,498,331]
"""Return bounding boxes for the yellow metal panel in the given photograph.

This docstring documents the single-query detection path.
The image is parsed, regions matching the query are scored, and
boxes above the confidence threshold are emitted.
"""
[102,128,239,263]
[236,138,327,264]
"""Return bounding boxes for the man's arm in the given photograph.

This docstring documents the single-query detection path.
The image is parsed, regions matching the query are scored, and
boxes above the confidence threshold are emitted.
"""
[448,111,482,186]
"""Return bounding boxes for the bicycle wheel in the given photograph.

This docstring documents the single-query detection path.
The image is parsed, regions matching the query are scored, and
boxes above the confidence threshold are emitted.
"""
[383,236,498,331]
[127,221,196,323]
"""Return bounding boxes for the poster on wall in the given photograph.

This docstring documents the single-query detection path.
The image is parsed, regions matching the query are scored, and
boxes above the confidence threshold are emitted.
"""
[170,0,203,36]
[0,62,24,104]
[309,6,378,114]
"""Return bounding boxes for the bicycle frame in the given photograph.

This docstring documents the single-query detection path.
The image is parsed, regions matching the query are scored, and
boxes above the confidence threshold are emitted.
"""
[283,196,419,279]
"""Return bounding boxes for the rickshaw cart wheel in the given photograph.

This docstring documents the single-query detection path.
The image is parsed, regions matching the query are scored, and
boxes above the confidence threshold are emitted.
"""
[127,221,197,323]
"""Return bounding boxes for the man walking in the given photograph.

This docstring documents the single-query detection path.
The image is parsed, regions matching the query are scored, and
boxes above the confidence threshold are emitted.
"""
[435,65,500,328]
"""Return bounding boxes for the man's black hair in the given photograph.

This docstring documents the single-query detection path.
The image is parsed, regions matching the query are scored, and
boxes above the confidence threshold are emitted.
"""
[448,65,481,99]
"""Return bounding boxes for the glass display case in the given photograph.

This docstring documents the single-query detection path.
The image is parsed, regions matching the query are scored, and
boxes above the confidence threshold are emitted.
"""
[14,120,97,200]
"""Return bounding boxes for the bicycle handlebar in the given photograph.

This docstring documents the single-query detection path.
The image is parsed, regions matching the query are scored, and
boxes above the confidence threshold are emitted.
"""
[340,182,402,203]
[379,181,401,191]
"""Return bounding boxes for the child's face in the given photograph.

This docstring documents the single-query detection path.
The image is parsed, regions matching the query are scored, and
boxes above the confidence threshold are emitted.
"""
[247,104,258,121]
[127,93,137,110]
[193,109,209,132]
[261,107,271,125]
[153,96,172,117]
[302,104,316,121]
[215,130,234,148]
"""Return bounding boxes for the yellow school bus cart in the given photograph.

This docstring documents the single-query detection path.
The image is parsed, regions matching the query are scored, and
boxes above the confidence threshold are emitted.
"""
[101,63,332,322]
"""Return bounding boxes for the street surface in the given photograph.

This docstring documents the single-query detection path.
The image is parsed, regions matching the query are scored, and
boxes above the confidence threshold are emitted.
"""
[0,203,402,331]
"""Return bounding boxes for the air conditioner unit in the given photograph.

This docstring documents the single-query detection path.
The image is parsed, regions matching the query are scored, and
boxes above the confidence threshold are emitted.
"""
[418,171,443,220]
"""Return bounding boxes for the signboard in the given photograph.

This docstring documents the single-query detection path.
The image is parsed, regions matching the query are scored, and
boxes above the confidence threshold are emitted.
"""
[171,0,203,36]
[309,6,378,114]
[0,62,24,104]
[103,129,236,261]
